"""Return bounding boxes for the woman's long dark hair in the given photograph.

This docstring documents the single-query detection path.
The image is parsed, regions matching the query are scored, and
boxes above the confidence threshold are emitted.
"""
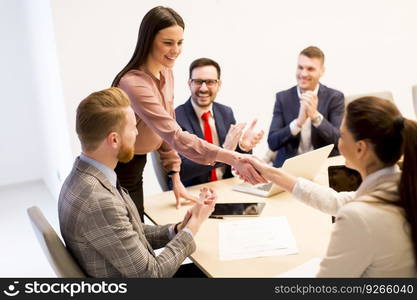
[346,96,417,267]
[111,6,184,87]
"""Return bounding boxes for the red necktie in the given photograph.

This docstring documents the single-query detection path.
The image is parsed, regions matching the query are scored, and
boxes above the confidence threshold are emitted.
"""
[201,111,218,181]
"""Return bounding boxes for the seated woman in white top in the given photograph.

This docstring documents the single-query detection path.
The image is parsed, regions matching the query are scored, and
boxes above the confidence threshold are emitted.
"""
[246,96,417,277]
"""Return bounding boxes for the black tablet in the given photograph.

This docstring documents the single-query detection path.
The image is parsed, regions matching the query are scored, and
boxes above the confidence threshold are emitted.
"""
[210,202,266,217]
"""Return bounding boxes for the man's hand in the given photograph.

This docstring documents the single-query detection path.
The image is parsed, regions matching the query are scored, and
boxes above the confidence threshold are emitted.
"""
[171,173,199,209]
[300,91,319,119]
[223,123,245,150]
[184,187,217,235]
[232,154,268,185]
[243,155,272,181]
[239,119,264,152]
[177,209,192,232]
[297,100,308,127]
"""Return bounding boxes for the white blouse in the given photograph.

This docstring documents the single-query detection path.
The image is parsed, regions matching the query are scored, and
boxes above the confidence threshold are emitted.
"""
[292,165,416,277]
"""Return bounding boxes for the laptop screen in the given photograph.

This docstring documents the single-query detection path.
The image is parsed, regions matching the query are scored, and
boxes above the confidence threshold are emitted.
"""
[328,165,362,192]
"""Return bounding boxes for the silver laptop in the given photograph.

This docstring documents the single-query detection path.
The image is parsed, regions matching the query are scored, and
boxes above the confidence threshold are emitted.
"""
[233,144,334,197]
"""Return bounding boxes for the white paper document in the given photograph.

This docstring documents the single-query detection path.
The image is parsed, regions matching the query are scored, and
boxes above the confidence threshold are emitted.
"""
[218,216,298,261]
[276,258,322,277]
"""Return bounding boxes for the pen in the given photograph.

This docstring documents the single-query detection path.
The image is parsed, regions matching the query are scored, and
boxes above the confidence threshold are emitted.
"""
[209,215,223,219]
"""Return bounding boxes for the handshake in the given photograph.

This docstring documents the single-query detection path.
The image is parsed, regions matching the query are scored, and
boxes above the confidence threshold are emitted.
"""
[231,154,273,185]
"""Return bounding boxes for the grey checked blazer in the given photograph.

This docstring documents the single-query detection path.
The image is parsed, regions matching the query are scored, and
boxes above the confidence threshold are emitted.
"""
[58,157,196,277]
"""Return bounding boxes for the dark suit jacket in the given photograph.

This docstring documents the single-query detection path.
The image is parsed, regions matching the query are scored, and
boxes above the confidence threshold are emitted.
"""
[58,158,195,277]
[268,84,344,167]
[175,98,249,187]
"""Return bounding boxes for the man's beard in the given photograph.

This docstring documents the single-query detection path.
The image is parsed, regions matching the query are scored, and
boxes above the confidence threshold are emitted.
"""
[117,140,135,163]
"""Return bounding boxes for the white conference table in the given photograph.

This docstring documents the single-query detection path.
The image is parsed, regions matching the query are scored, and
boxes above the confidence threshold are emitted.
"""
[144,156,345,277]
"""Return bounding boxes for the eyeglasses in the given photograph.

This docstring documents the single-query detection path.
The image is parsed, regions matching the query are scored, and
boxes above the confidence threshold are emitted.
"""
[190,79,219,87]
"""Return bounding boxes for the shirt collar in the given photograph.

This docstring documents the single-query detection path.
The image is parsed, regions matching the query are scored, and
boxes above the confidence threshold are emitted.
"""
[297,83,320,98]
[79,153,118,187]
[355,164,400,197]
[139,66,166,89]
[190,98,214,119]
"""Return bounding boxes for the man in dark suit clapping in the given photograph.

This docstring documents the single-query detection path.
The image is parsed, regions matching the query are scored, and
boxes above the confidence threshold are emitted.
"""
[268,46,345,167]
[175,58,264,187]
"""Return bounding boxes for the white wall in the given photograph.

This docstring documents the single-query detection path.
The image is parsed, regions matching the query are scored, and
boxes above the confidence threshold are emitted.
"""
[0,0,72,200]
[48,0,417,196]
[0,0,43,186]
[23,0,73,198]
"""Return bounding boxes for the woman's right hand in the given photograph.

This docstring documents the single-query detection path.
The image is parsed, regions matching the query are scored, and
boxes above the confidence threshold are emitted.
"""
[244,155,297,193]
[232,154,268,185]
[244,155,271,179]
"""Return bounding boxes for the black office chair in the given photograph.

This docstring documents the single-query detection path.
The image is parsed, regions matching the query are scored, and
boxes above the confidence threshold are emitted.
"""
[27,206,86,277]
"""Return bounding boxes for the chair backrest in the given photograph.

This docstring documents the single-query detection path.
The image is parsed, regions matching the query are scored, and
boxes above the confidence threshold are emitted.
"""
[412,85,417,118]
[27,206,86,278]
[150,151,169,191]
[344,90,394,106]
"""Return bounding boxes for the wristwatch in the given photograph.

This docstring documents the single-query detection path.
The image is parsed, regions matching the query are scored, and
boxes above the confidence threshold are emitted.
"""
[312,113,323,126]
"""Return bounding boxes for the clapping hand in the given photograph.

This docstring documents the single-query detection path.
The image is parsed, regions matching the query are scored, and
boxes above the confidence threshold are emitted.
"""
[300,91,319,119]
[223,123,246,150]
[297,99,308,127]
[183,187,217,235]
[239,119,264,151]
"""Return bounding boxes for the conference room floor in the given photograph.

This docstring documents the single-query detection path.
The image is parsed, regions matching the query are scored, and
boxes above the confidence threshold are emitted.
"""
[0,180,186,277]
[0,180,56,277]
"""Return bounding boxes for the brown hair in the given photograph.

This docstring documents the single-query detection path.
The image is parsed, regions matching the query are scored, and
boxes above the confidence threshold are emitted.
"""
[300,46,325,64]
[189,57,221,79]
[346,96,417,265]
[76,87,131,151]
[111,6,184,87]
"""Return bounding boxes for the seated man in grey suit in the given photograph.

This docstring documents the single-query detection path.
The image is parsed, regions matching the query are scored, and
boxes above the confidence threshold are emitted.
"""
[58,87,216,277]
[268,46,344,167]
[175,58,264,186]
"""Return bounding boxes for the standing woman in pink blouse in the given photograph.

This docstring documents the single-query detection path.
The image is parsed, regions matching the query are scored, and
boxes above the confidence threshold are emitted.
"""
[112,6,264,220]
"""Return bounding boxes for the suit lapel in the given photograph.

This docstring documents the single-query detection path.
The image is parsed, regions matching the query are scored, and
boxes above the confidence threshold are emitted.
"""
[317,84,325,112]
[185,98,204,138]
[213,103,227,145]
[291,87,301,120]
[75,158,115,195]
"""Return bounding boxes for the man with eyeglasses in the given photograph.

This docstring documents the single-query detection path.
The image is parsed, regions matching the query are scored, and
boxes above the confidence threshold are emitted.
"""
[175,57,264,187]
[268,46,345,167]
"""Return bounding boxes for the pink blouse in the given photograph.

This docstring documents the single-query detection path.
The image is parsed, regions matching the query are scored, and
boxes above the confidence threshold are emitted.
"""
[118,67,219,172]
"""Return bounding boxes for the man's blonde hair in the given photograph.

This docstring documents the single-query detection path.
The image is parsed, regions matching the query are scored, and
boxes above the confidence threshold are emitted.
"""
[76,87,131,152]
[300,46,325,64]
